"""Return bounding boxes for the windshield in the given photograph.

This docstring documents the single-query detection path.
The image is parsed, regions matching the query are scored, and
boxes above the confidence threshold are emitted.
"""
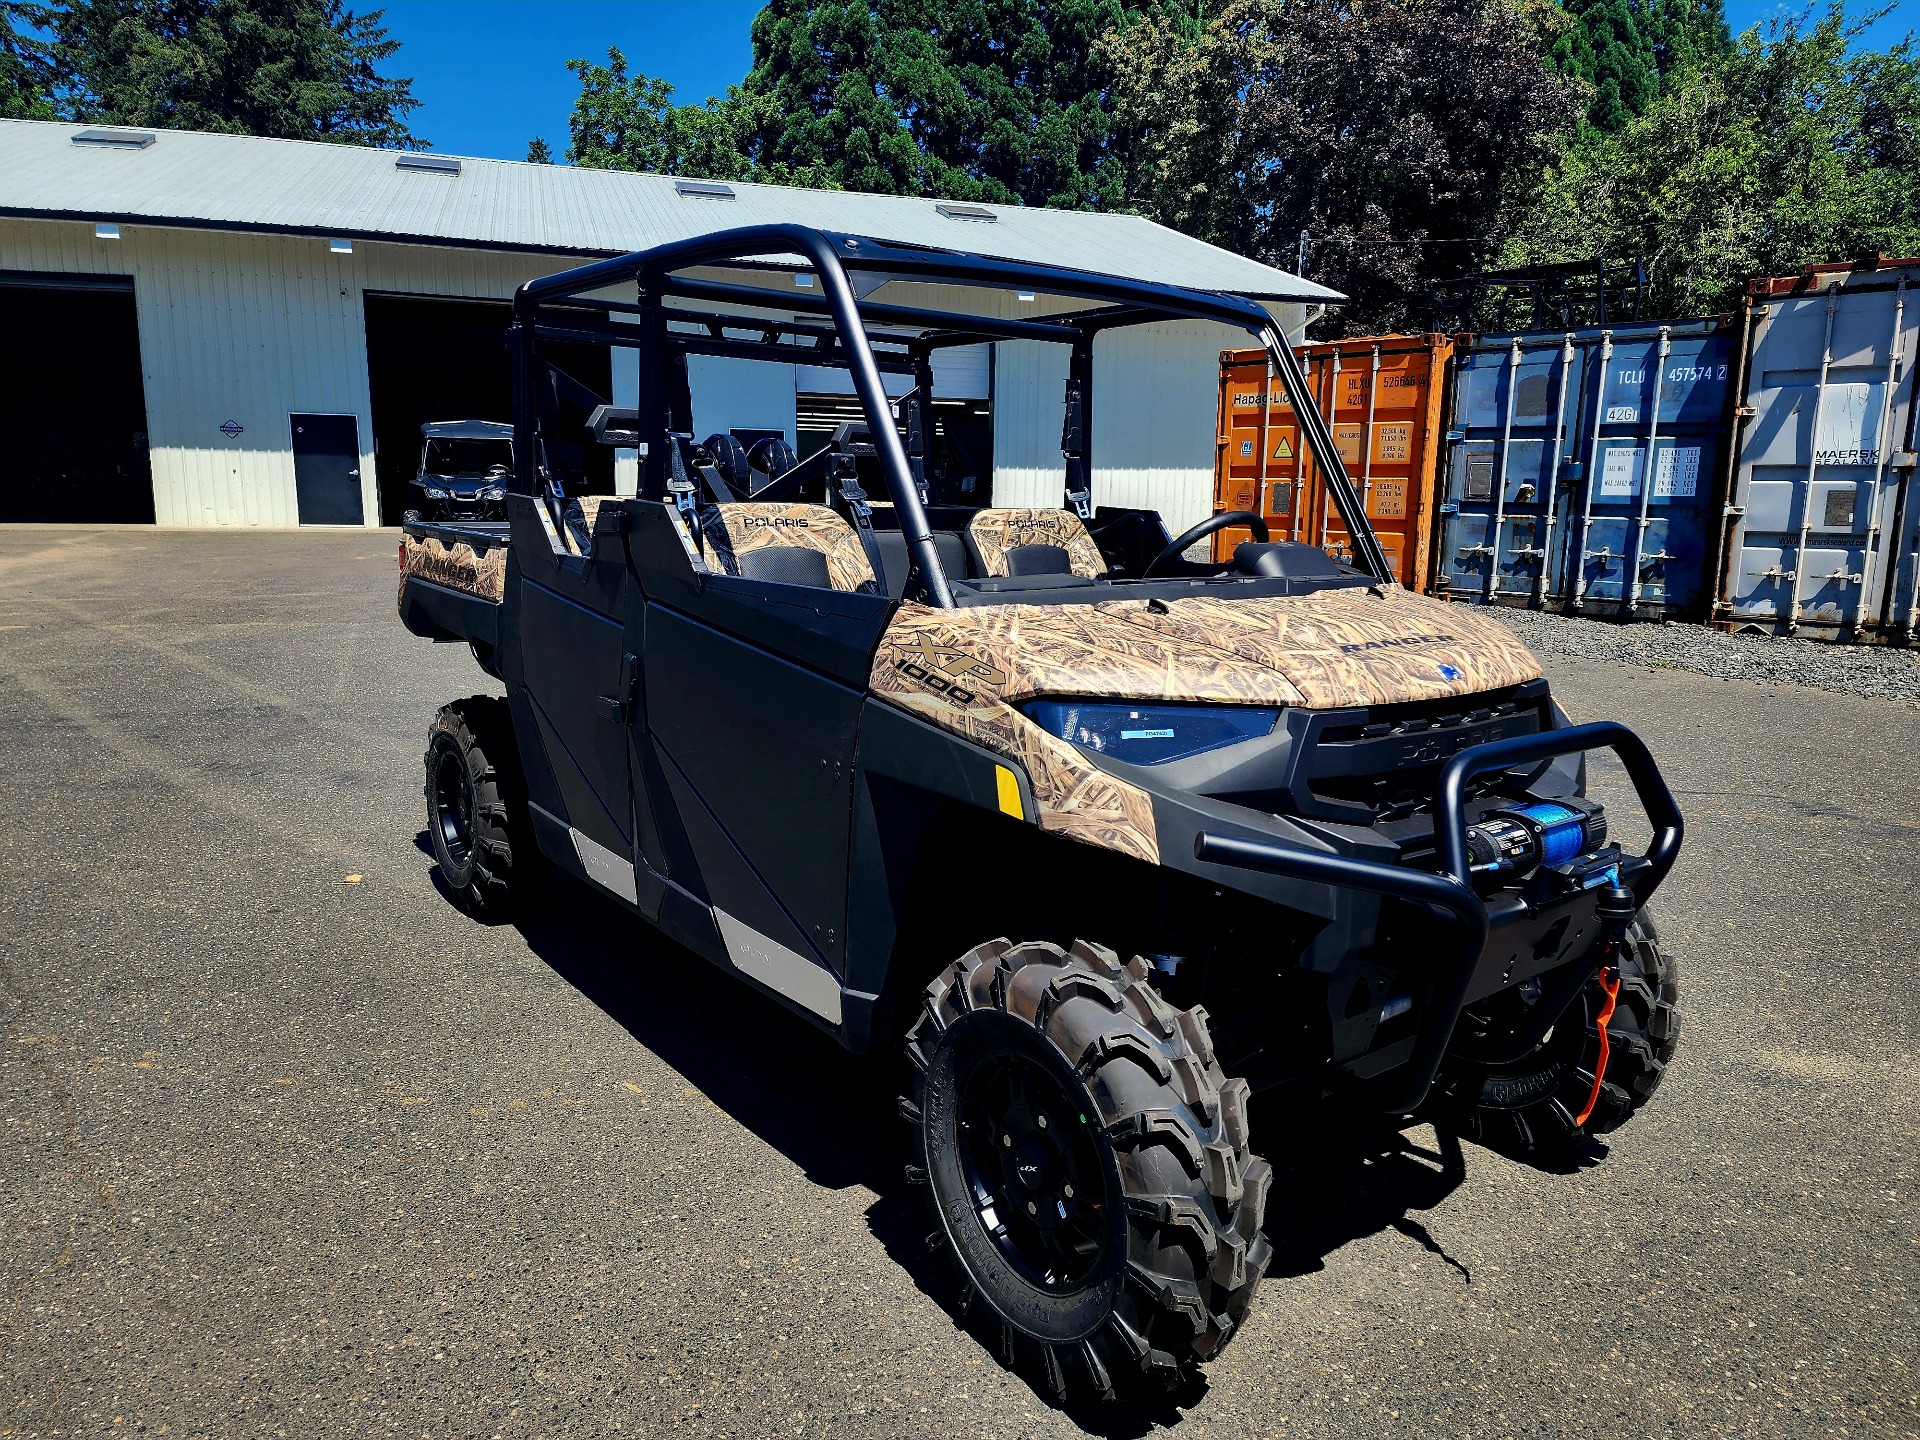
[423,438,512,476]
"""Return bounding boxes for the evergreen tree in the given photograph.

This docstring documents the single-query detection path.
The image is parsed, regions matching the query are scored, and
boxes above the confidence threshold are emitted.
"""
[739,0,1131,207]
[559,0,1194,208]
[1,1,57,117]
[1553,0,1657,130]
[1552,0,1731,131]
[52,0,424,146]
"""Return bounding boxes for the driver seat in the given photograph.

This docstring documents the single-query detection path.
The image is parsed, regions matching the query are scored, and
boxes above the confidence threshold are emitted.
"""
[965,508,1107,579]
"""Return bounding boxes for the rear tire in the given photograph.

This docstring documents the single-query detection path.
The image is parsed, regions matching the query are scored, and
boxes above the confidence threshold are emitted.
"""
[905,938,1271,1404]
[1433,914,1678,1161]
[424,697,535,921]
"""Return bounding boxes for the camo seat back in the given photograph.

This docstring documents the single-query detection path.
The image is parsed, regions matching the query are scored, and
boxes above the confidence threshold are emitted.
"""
[965,508,1106,579]
[698,503,878,593]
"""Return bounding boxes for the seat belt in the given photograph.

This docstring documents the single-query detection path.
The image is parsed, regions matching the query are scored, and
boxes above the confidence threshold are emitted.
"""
[831,453,888,593]
[1062,344,1094,521]
[664,435,708,569]
[903,383,933,507]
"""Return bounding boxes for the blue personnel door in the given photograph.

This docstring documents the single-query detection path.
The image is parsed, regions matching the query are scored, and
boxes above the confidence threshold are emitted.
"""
[291,413,365,525]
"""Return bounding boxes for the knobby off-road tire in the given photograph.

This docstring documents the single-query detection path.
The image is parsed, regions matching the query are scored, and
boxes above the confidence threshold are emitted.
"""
[904,938,1272,1404]
[1434,914,1678,1161]
[424,696,535,922]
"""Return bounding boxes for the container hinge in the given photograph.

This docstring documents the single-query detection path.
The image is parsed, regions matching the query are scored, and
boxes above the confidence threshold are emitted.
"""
[1736,404,1758,419]
[1893,451,1918,470]
[1723,504,1746,517]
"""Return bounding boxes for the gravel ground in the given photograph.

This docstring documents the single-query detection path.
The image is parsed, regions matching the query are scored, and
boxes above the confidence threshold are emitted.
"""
[1482,604,1920,705]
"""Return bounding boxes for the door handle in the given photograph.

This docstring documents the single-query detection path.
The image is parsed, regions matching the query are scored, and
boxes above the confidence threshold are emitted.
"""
[347,468,360,478]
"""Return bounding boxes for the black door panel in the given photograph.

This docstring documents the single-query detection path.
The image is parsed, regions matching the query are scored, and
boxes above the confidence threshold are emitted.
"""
[646,604,861,972]
[518,578,632,854]
[290,413,364,526]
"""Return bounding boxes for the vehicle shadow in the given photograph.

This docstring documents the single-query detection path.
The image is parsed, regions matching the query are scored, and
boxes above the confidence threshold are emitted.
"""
[1251,1103,1477,1285]
[483,866,1506,1433]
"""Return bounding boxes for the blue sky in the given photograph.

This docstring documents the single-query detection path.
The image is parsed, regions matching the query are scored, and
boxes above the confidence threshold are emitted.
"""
[380,0,1916,164]
[378,0,760,161]
[1725,0,1915,52]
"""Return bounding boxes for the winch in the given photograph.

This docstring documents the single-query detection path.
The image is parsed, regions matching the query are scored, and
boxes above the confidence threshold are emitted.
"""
[1463,797,1611,886]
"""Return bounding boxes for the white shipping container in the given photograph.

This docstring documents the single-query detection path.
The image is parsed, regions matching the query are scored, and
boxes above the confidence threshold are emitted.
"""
[1717,261,1920,641]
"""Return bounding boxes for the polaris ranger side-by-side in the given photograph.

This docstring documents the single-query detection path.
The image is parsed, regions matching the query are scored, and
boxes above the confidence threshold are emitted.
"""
[396,226,1683,1402]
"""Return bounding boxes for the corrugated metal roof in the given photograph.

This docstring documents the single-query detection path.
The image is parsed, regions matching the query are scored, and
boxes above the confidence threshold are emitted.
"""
[0,119,1344,303]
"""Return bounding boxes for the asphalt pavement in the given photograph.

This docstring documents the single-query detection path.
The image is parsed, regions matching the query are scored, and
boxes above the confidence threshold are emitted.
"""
[1,526,1915,1440]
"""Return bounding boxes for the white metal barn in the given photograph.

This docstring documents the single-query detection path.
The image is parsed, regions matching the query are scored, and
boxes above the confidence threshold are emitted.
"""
[0,119,1337,532]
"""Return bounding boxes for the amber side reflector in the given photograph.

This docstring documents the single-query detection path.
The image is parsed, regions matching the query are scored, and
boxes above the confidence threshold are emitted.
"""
[995,765,1023,819]
[398,541,407,572]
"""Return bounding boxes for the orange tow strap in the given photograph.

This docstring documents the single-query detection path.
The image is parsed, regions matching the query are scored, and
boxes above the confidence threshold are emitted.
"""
[1574,961,1622,1128]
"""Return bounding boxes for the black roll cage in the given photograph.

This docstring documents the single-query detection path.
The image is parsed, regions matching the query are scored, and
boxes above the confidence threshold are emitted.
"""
[509,223,1393,607]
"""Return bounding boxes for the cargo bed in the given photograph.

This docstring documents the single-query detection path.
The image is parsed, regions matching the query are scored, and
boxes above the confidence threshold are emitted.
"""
[398,518,510,653]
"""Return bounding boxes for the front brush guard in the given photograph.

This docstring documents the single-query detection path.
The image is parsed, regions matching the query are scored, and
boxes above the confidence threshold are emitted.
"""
[1194,720,1684,1114]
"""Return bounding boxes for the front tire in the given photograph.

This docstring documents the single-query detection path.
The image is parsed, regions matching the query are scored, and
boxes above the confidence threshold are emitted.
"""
[905,939,1271,1403]
[1433,914,1678,1161]
[424,697,535,921]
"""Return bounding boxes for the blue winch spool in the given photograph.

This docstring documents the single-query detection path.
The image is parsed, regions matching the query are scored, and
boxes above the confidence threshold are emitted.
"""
[1510,802,1589,867]
[1463,797,1608,877]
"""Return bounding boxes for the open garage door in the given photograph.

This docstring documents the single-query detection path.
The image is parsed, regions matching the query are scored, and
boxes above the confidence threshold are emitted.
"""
[0,272,153,523]
[364,295,613,524]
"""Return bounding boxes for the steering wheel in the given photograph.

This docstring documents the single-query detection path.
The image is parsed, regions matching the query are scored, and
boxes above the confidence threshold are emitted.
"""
[1144,510,1269,578]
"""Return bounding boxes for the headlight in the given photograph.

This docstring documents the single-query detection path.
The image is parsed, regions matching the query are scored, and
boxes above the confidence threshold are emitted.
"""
[421,486,448,499]
[479,487,505,500]
[1020,700,1279,765]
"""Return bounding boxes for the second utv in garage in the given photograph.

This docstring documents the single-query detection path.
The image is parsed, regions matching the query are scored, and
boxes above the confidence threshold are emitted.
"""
[394,225,1683,1403]
[405,419,514,522]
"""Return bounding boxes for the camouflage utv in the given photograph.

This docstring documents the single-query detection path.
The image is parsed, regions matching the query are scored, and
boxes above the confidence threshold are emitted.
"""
[396,225,1684,1402]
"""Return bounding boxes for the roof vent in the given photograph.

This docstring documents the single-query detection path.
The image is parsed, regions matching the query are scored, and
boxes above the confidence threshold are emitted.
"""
[395,153,461,176]
[674,179,735,201]
[935,202,996,222]
[72,127,156,150]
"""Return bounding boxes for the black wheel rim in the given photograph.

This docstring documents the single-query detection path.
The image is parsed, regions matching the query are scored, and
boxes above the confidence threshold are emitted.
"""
[1468,988,1592,1110]
[955,1048,1111,1290]
[433,747,474,866]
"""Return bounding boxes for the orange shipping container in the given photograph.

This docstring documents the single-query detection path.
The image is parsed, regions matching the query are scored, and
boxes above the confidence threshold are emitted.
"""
[1212,334,1452,590]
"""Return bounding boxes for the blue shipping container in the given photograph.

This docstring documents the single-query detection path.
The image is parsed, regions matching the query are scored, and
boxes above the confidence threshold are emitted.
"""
[1440,318,1736,616]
